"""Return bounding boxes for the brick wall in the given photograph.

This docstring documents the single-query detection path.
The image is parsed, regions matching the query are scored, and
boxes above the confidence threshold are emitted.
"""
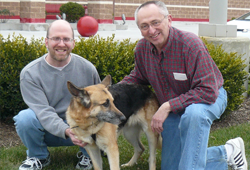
[114,0,250,21]
[88,2,114,23]
[0,1,20,20]
[0,0,250,23]
[20,1,45,23]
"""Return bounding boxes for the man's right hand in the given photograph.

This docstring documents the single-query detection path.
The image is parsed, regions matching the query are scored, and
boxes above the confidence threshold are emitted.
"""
[65,128,88,148]
[151,101,171,133]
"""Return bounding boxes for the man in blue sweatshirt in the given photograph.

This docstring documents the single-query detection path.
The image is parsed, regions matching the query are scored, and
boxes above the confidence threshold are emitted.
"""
[14,20,100,170]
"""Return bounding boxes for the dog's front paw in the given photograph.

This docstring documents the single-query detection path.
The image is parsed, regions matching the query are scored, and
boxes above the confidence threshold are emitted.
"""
[121,162,137,168]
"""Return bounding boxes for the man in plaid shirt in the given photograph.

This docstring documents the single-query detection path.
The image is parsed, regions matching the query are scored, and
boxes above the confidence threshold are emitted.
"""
[121,1,247,170]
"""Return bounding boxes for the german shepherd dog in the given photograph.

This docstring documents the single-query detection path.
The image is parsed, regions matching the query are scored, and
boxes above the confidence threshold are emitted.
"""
[66,75,161,170]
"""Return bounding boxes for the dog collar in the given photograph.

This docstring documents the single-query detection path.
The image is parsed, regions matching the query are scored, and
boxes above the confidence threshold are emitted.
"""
[71,126,79,129]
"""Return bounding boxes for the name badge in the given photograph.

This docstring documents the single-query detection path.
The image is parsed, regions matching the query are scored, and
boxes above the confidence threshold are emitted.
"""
[173,72,187,81]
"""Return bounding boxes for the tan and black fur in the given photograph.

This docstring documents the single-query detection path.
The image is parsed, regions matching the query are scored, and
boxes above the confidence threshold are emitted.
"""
[66,75,161,170]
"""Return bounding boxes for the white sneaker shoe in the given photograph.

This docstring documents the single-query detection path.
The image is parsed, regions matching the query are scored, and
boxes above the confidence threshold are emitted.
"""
[76,151,93,170]
[226,137,248,170]
[19,154,50,170]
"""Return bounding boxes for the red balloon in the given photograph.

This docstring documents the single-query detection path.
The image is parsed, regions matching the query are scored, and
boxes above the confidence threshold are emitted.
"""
[77,16,99,37]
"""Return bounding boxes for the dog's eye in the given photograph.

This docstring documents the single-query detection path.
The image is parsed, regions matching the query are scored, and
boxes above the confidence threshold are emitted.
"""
[102,99,109,107]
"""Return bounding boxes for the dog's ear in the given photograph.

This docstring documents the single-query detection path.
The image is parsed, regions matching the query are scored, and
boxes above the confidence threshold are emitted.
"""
[67,81,81,97]
[101,75,112,87]
[67,81,91,108]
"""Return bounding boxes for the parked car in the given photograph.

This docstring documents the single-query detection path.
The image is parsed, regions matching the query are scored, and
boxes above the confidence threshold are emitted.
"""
[227,12,250,39]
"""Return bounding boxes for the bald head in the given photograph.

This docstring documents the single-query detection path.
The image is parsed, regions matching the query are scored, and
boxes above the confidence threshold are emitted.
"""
[47,20,74,39]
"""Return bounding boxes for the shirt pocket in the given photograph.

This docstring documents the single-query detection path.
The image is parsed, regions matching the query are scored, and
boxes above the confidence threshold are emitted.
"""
[170,72,190,94]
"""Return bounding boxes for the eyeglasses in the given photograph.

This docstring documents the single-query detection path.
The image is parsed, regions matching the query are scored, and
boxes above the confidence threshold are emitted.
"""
[47,37,73,43]
[139,16,167,30]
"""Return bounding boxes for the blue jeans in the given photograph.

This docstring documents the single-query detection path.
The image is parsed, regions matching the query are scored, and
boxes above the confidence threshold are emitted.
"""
[13,109,89,159]
[161,87,228,170]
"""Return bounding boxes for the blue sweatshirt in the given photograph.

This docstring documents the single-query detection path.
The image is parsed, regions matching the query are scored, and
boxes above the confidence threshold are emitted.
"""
[20,53,100,139]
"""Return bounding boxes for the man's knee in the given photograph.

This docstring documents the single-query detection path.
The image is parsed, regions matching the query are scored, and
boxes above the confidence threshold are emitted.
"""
[13,109,40,130]
[180,104,208,127]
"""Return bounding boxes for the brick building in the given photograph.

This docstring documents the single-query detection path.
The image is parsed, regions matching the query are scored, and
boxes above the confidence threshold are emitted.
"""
[0,0,250,23]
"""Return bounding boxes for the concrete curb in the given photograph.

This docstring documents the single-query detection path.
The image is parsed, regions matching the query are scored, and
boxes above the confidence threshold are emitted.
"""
[0,23,128,31]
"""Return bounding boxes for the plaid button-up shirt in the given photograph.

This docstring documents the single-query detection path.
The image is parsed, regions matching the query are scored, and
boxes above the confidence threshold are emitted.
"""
[121,27,224,113]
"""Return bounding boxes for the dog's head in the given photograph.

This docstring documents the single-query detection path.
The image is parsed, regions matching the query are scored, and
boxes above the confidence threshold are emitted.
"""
[67,75,126,125]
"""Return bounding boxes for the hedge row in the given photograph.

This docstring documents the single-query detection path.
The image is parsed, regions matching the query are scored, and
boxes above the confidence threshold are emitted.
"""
[0,33,248,120]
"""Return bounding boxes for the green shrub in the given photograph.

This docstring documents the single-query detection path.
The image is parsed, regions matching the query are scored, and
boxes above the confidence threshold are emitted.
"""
[0,9,15,23]
[202,38,248,116]
[59,2,85,23]
[0,34,47,121]
[0,33,247,120]
[73,34,137,84]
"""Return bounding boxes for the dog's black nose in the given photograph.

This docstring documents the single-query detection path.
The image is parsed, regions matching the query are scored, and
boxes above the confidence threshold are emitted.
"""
[120,115,126,122]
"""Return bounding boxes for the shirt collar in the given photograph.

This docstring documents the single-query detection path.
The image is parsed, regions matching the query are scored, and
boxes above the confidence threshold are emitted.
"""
[44,54,72,71]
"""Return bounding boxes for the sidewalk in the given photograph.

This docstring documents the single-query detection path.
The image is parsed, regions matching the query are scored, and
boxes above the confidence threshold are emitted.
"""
[0,21,202,42]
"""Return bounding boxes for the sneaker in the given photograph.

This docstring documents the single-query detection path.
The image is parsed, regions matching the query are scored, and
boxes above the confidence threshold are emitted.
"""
[226,137,248,170]
[19,154,51,170]
[76,151,93,170]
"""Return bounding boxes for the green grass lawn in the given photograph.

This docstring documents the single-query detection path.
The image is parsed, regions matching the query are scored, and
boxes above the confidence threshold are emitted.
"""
[1,122,250,169]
